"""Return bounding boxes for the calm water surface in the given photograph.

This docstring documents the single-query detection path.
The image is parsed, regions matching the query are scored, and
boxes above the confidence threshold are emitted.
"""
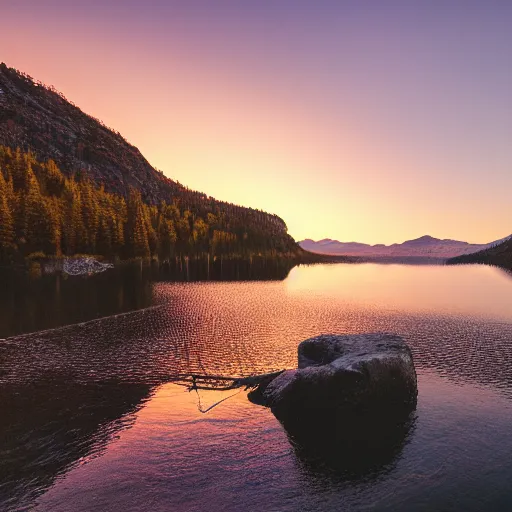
[2,263,512,511]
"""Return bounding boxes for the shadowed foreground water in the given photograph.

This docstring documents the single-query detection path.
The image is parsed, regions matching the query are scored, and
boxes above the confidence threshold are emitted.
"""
[2,263,512,511]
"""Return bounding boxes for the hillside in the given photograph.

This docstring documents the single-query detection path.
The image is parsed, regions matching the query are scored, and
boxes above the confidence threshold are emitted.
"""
[300,234,511,260]
[0,64,309,263]
[0,64,179,202]
[447,238,512,269]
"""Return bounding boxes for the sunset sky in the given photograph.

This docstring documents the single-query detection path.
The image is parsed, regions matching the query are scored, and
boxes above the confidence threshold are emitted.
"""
[2,1,512,244]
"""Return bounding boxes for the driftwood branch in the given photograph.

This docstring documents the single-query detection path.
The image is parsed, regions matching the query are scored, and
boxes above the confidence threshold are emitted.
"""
[169,370,285,392]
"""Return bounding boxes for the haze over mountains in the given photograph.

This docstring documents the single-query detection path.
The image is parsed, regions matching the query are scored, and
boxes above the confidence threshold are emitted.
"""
[300,235,512,260]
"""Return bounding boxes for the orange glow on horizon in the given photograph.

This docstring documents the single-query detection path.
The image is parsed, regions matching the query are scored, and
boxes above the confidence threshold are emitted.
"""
[1,4,511,246]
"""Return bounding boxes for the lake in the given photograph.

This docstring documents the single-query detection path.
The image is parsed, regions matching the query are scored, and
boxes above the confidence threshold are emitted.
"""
[2,263,512,511]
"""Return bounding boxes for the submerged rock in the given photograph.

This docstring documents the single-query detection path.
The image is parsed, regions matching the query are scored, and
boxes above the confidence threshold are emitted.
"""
[250,333,417,449]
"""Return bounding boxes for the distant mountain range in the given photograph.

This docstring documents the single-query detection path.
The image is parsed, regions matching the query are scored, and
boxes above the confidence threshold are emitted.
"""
[300,235,512,260]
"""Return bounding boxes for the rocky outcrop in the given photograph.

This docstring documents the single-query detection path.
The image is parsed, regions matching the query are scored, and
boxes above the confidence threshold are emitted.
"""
[63,258,114,276]
[250,333,418,455]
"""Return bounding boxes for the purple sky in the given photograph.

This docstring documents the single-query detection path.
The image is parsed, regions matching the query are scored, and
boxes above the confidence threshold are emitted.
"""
[2,1,512,243]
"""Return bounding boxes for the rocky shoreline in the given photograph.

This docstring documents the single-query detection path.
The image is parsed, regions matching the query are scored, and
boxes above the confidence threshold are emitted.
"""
[38,257,114,277]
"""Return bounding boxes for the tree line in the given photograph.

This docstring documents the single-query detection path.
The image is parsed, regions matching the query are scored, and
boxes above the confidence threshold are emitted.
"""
[447,238,512,269]
[0,146,302,264]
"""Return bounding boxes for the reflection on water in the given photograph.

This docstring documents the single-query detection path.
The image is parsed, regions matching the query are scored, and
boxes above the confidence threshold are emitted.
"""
[286,263,512,320]
[0,266,154,338]
[0,259,295,339]
[282,410,417,481]
[497,266,512,281]
[2,263,512,510]
[0,380,152,510]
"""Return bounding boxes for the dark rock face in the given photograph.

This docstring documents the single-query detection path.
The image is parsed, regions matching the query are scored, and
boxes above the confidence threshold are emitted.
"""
[249,333,418,473]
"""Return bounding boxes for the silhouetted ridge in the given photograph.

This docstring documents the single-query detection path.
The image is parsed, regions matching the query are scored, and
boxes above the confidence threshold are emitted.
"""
[447,237,512,269]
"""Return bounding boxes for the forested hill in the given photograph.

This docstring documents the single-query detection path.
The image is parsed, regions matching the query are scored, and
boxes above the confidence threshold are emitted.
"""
[0,64,180,202]
[0,64,305,262]
[447,238,512,269]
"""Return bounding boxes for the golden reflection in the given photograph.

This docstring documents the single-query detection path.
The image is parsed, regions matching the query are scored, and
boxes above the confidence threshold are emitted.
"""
[286,263,512,320]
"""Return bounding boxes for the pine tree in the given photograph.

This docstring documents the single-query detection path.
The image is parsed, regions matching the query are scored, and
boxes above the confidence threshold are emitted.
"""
[127,190,150,258]
[192,217,208,254]
[62,182,84,255]
[132,204,150,258]
[48,195,63,257]
[0,170,15,260]
[24,168,55,255]
[80,180,99,253]
[157,216,177,262]
[111,196,126,257]
[97,217,112,256]
[176,212,191,256]
[11,147,29,192]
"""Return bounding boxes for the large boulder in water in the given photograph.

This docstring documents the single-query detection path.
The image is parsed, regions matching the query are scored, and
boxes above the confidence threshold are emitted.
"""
[251,333,417,441]
[248,333,418,476]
